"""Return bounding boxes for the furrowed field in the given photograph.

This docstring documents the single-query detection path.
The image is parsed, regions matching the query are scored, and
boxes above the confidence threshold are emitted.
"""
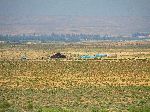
[0,42,150,112]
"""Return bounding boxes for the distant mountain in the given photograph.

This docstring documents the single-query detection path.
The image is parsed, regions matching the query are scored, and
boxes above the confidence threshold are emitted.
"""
[0,16,150,35]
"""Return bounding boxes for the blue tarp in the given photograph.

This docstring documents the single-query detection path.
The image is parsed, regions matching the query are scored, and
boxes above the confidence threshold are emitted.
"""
[95,54,107,58]
[80,55,95,59]
[80,54,107,59]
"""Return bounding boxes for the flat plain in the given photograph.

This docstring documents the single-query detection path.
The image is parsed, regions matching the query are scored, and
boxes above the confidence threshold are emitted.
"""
[0,41,150,112]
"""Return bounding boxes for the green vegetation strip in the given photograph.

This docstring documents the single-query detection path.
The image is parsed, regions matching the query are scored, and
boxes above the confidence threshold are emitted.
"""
[0,86,150,112]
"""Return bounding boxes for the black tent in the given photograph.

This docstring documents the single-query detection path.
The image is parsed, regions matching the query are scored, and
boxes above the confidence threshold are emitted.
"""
[50,53,66,58]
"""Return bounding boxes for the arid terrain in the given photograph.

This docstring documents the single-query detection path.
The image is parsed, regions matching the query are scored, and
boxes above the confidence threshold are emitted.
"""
[0,41,150,112]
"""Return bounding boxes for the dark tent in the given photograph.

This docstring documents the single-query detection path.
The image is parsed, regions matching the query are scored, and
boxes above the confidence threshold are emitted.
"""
[50,53,66,58]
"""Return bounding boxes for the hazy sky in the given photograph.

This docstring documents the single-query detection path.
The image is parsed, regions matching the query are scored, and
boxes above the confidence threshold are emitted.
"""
[0,0,150,16]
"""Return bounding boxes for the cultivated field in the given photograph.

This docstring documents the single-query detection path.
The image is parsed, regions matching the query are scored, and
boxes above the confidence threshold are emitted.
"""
[0,42,150,112]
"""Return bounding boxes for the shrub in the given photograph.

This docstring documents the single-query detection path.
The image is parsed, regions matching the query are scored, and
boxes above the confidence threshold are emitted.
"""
[0,101,11,109]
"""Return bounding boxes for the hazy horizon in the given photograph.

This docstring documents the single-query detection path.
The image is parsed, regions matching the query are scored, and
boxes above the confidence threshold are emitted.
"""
[0,0,150,16]
[0,16,150,35]
[0,0,150,35]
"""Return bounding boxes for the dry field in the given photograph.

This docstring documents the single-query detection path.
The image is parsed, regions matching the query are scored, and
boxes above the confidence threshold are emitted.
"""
[0,42,150,112]
[1,41,150,60]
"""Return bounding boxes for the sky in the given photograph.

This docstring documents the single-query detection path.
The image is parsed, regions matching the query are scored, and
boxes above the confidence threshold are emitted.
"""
[0,0,150,16]
[0,0,150,35]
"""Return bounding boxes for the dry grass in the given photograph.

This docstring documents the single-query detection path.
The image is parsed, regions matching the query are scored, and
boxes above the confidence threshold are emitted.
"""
[0,42,150,112]
[0,60,150,111]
